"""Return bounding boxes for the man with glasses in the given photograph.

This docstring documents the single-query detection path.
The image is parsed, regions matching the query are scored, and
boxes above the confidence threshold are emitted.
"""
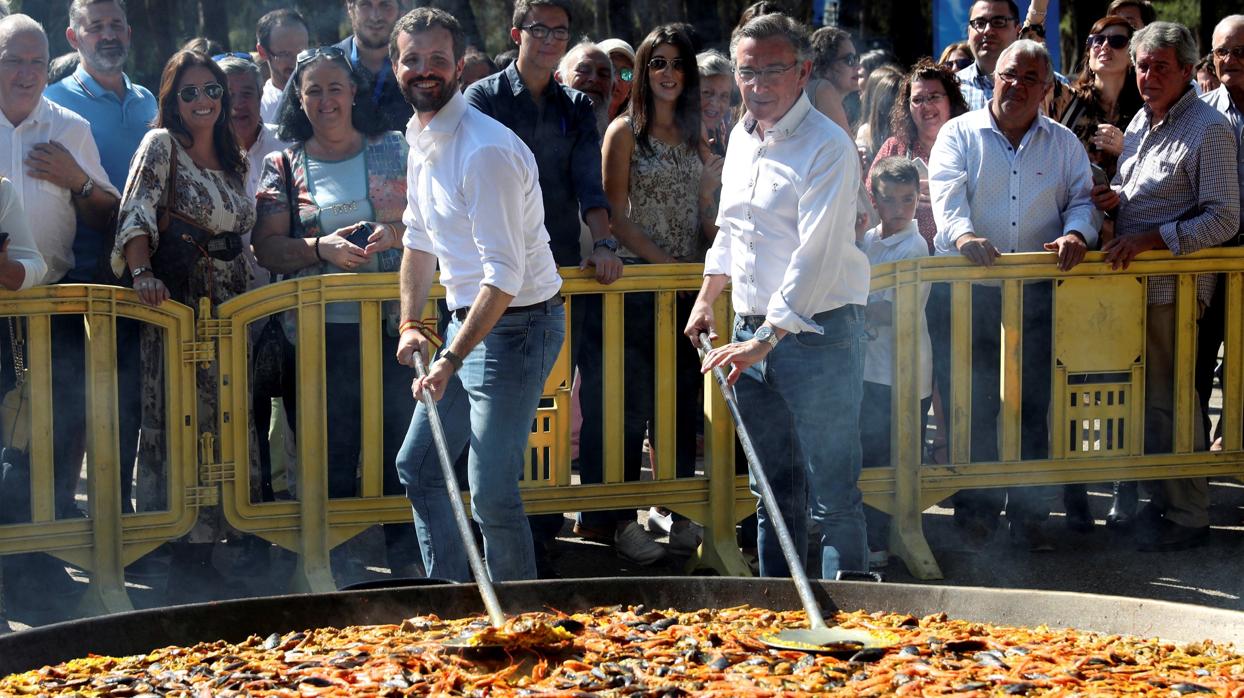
[930,40,1098,552]
[334,0,411,132]
[555,41,612,158]
[464,0,625,571]
[687,13,871,579]
[958,0,1023,111]
[255,8,309,124]
[1091,23,1238,552]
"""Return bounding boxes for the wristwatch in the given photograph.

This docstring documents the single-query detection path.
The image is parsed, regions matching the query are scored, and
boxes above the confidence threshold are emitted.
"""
[593,238,619,253]
[73,177,95,199]
[440,348,464,372]
[130,265,153,278]
[754,325,780,348]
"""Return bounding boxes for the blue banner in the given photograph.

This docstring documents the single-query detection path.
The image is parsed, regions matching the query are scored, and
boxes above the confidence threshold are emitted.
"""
[934,0,1061,72]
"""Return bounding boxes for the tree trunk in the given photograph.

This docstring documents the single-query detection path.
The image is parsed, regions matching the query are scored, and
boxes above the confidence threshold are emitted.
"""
[414,0,485,50]
[198,0,230,49]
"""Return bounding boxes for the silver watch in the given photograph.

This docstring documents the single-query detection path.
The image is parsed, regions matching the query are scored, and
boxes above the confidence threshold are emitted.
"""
[754,325,780,347]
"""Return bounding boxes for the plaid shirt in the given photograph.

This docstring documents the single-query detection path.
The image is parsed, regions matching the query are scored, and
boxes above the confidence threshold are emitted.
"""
[957,62,994,112]
[1114,87,1240,305]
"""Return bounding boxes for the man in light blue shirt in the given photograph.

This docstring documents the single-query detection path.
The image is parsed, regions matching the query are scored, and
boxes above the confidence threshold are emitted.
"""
[931,39,1098,552]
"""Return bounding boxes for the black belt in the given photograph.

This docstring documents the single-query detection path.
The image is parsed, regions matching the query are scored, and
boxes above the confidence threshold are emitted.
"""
[452,295,563,321]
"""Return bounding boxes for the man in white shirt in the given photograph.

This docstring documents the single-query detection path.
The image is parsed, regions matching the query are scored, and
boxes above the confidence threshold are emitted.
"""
[930,39,1097,550]
[687,14,872,578]
[255,8,308,124]
[390,8,565,583]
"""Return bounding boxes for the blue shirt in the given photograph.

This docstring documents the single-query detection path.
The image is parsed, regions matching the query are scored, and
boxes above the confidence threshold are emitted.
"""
[333,35,412,134]
[45,65,157,281]
[465,63,610,266]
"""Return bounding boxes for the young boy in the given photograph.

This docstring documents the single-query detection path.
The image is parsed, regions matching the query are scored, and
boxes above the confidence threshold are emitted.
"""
[859,157,932,568]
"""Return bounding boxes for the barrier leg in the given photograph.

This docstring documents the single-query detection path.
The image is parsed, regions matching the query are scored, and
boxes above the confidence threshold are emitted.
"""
[80,312,133,613]
[290,298,336,593]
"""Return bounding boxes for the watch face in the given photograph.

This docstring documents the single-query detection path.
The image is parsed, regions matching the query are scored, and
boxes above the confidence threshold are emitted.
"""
[755,326,774,343]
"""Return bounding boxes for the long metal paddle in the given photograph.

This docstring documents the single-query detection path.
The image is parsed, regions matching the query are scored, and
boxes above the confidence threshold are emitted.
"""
[697,333,891,652]
[413,354,506,630]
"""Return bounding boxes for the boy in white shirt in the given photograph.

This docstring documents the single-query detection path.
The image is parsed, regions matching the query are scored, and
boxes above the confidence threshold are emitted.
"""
[859,157,932,568]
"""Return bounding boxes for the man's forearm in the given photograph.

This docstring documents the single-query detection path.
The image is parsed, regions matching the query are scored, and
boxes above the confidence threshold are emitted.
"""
[74,187,119,230]
[447,284,515,358]
[0,258,27,291]
[585,207,612,242]
[399,247,438,324]
[696,273,729,307]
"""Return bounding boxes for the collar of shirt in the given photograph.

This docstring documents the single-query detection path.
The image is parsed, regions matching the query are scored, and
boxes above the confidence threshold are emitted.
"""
[406,89,468,150]
[968,104,1050,142]
[876,220,921,246]
[69,64,136,103]
[1141,84,1200,128]
[960,61,992,88]
[0,96,50,129]
[742,92,814,143]
[502,61,564,103]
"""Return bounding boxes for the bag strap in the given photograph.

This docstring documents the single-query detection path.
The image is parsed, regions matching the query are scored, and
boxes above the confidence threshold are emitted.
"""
[7,318,24,389]
[157,136,182,231]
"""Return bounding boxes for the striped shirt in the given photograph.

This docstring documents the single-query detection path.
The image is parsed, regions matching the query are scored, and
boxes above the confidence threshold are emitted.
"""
[1114,87,1240,305]
[1201,86,1244,232]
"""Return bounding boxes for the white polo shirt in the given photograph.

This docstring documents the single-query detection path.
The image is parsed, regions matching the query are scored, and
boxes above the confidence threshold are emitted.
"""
[401,91,562,311]
[260,79,285,125]
[244,123,290,289]
[0,97,119,284]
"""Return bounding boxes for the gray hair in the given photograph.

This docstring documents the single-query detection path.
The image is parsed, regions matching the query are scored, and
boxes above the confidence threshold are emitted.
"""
[730,13,810,64]
[1213,15,1244,41]
[0,13,47,49]
[216,55,262,91]
[697,48,731,79]
[1130,21,1199,68]
[995,39,1054,84]
[69,0,128,31]
[558,40,610,80]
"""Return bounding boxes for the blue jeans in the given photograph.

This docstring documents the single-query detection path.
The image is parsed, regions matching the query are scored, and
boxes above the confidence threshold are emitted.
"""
[732,306,869,578]
[396,303,565,582]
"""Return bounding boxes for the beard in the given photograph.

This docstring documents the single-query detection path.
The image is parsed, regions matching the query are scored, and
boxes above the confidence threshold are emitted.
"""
[400,75,457,114]
[83,41,128,73]
[593,101,610,135]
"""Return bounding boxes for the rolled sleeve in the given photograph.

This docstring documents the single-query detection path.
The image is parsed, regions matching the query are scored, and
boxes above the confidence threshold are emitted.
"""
[0,179,47,289]
[929,123,975,254]
[465,145,528,296]
[703,223,731,276]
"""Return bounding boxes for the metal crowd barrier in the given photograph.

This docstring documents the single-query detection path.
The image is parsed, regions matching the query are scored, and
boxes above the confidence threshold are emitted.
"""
[3,251,1244,612]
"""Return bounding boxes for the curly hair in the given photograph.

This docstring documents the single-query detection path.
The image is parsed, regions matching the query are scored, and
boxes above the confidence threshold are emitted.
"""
[274,50,388,143]
[810,26,851,78]
[889,58,970,148]
[154,50,247,182]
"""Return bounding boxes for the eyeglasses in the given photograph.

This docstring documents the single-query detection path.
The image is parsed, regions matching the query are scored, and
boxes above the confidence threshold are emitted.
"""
[734,62,797,85]
[1087,34,1129,50]
[945,57,974,71]
[520,23,570,42]
[212,51,254,63]
[995,70,1045,88]
[910,92,947,107]
[618,67,633,82]
[296,46,347,66]
[177,83,224,103]
[833,52,859,67]
[1212,45,1244,60]
[647,56,684,72]
[968,15,1018,31]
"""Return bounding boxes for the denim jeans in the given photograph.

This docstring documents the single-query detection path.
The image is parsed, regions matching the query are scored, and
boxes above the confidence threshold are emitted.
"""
[732,305,869,578]
[396,303,565,582]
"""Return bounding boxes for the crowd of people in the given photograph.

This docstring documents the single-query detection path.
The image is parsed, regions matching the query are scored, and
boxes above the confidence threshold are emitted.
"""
[0,0,1242,613]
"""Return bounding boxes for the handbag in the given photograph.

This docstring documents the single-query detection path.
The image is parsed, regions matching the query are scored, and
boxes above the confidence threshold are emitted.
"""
[0,317,31,525]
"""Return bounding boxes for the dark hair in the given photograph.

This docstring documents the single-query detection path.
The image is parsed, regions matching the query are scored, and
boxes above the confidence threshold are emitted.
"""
[810,26,850,77]
[860,49,898,75]
[972,0,1020,21]
[182,36,225,57]
[154,50,246,181]
[510,0,573,31]
[1066,18,1144,132]
[1107,0,1156,26]
[735,1,786,31]
[1196,53,1217,77]
[870,156,920,195]
[890,58,970,147]
[67,0,127,29]
[629,24,700,155]
[49,51,80,83]
[389,6,466,64]
[860,66,903,161]
[494,48,517,71]
[463,46,495,71]
[256,8,308,52]
[1072,16,1136,92]
[275,49,387,143]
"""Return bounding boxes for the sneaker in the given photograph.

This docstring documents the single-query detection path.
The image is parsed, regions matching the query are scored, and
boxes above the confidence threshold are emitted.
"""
[614,521,666,566]
[647,507,674,535]
[868,549,889,569]
[667,520,702,555]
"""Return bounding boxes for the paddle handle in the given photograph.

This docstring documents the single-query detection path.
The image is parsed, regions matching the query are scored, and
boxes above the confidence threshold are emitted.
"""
[698,333,828,632]
[414,354,506,629]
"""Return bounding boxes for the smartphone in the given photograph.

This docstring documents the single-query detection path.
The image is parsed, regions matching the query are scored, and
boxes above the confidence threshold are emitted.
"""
[346,222,373,248]
[1090,163,1110,187]
[0,232,9,250]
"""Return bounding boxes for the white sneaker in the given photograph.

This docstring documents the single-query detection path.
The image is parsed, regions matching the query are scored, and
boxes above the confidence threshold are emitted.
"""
[646,507,674,535]
[668,520,703,555]
[868,549,889,569]
[615,521,666,565]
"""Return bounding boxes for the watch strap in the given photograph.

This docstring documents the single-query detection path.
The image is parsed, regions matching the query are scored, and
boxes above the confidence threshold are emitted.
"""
[130,265,153,278]
[441,348,464,372]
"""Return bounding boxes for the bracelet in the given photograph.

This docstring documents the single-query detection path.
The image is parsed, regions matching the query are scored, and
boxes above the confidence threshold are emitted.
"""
[314,236,323,262]
[398,320,422,335]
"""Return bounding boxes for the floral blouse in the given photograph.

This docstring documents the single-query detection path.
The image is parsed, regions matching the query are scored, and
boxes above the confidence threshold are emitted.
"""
[111,129,256,278]
[255,131,408,279]
[620,117,704,262]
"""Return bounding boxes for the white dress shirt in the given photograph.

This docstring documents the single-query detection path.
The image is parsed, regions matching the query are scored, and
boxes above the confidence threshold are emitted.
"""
[931,108,1099,257]
[0,97,119,284]
[243,123,290,289]
[861,221,931,397]
[401,91,562,311]
[0,176,48,290]
[260,79,285,125]
[704,93,870,334]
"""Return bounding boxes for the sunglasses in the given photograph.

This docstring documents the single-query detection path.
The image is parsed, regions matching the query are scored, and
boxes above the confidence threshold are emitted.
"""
[618,67,633,82]
[647,56,684,72]
[177,83,224,103]
[834,52,859,67]
[296,46,347,66]
[1087,33,1129,50]
[212,51,254,63]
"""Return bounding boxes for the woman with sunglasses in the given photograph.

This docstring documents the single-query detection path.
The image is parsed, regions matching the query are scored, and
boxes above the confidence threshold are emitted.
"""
[111,50,255,600]
[808,26,861,132]
[595,25,704,565]
[252,47,416,585]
